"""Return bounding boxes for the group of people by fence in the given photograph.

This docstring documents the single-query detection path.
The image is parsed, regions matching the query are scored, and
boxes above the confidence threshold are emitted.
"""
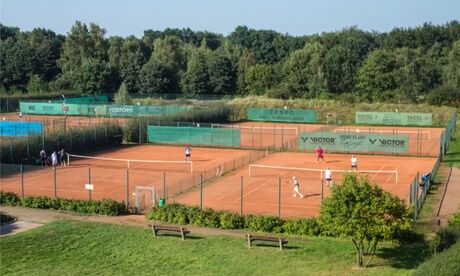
[39,148,66,168]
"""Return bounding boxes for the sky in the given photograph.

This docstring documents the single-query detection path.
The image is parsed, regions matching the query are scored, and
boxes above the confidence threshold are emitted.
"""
[1,0,459,37]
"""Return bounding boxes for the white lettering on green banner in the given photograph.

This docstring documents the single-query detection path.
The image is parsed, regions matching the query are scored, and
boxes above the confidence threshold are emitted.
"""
[299,132,409,153]
[356,112,432,126]
[248,108,317,123]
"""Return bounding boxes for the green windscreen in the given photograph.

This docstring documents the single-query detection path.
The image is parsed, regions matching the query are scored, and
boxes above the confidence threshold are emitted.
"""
[356,112,432,126]
[247,108,317,123]
[148,126,241,147]
[299,132,409,153]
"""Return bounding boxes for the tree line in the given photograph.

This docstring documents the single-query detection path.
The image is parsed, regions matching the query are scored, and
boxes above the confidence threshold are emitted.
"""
[1,21,459,105]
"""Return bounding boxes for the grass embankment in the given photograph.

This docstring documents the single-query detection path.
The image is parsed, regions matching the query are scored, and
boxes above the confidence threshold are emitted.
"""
[227,96,456,126]
[0,220,427,275]
[444,125,460,168]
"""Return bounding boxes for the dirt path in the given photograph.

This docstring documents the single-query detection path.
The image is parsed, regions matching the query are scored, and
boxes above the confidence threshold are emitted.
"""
[437,167,460,226]
[0,206,251,238]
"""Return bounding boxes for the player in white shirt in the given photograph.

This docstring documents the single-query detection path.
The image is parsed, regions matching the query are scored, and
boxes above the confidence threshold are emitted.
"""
[291,176,305,198]
[185,145,191,161]
[325,168,332,187]
[351,155,358,170]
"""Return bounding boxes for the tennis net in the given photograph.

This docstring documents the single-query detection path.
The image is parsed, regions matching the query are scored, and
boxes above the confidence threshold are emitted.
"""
[211,123,298,135]
[67,154,193,173]
[248,164,398,185]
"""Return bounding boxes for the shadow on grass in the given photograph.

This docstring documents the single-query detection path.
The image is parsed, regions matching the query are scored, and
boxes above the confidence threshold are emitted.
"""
[249,242,301,250]
[377,241,429,269]
[153,233,204,240]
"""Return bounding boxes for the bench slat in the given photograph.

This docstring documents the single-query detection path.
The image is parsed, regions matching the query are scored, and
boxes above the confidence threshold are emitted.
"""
[247,234,288,250]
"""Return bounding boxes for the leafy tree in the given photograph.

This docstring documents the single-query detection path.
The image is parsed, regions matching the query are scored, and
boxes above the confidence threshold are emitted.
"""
[72,58,115,94]
[138,60,178,96]
[27,28,64,82]
[151,36,185,72]
[280,42,327,98]
[27,74,48,93]
[443,40,460,88]
[208,51,236,94]
[113,82,132,104]
[356,50,397,95]
[0,24,20,40]
[0,38,35,90]
[244,64,277,95]
[181,48,211,96]
[58,21,108,73]
[318,173,412,267]
[236,48,257,94]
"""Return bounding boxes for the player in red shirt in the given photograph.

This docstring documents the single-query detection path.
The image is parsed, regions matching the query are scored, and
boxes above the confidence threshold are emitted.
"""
[316,146,325,164]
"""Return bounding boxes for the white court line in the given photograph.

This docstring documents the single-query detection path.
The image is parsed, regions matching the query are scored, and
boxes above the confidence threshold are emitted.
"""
[384,166,399,185]
[369,165,386,183]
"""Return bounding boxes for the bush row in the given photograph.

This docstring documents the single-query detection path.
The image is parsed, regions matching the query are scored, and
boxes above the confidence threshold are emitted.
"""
[147,203,321,236]
[0,191,126,216]
[1,122,122,164]
[124,105,232,143]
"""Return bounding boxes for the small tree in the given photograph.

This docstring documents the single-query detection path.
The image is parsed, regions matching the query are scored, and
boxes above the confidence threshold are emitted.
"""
[114,82,132,104]
[318,173,412,268]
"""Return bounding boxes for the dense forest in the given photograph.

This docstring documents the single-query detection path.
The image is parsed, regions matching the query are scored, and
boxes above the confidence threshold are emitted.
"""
[0,21,459,105]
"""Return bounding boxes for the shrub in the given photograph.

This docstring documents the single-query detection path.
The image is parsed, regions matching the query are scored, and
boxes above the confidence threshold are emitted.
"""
[0,191,126,216]
[448,211,460,227]
[0,191,20,206]
[429,226,460,256]
[244,215,284,233]
[413,241,460,276]
[283,218,321,236]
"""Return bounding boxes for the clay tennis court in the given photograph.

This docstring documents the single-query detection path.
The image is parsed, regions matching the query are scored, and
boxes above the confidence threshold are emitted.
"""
[175,152,437,218]
[0,145,262,209]
[211,121,444,157]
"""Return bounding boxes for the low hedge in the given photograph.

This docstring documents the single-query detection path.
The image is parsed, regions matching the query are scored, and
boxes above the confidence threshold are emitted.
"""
[0,191,126,216]
[413,241,460,276]
[146,203,321,236]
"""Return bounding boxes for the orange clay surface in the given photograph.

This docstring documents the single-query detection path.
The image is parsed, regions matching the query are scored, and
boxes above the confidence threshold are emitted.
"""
[175,152,437,218]
[1,114,126,129]
[0,145,258,206]
[216,121,444,157]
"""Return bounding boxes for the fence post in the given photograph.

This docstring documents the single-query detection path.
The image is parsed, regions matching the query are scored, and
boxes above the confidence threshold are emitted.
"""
[278,177,281,219]
[126,170,129,211]
[53,167,57,198]
[163,172,166,200]
[200,174,203,210]
[88,168,92,201]
[138,121,141,144]
[20,164,24,198]
[240,176,243,216]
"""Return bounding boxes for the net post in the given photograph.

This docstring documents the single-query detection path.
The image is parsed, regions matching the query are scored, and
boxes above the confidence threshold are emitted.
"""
[67,154,70,166]
[53,167,57,198]
[125,170,129,212]
[190,161,193,173]
[278,177,281,219]
[20,164,24,198]
[163,172,166,200]
[240,176,243,216]
[88,168,92,201]
[321,170,324,203]
[200,173,203,210]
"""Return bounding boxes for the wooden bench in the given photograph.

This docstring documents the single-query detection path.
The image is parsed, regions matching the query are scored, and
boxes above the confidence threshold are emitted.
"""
[151,224,190,240]
[247,234,288,250]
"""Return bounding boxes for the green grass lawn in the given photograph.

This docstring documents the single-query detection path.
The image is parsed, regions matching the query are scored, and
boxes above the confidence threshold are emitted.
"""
[0,220,428,275]
[444,126,460,168]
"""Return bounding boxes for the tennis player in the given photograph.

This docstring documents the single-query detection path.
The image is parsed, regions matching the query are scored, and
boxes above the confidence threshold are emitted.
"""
[316,145,325,164]
[51,151,58,168]
[351,155,358,169]
[292,176,305,198]
[185,145,191,161]
[325,168,332,187]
